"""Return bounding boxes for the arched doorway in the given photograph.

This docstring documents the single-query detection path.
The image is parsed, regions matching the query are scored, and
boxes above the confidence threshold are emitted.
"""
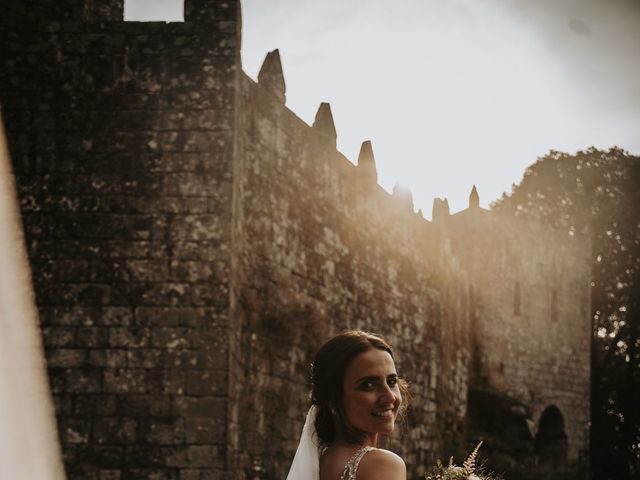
[535,405,568,470]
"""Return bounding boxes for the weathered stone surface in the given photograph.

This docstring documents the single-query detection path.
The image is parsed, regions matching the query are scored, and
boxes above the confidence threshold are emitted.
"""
[227,71,474,476]
[0,0,589,479]
[447,207,591,463]
[0,0,239,477]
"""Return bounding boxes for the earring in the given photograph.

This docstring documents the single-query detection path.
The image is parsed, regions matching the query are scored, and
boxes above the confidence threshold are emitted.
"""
[330,407,337,416]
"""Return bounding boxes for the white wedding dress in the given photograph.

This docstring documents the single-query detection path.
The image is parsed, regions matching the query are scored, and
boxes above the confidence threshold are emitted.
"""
[286,406,375,480]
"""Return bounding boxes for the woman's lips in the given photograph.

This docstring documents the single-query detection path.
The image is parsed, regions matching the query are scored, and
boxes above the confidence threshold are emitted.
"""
[372,409,394,418]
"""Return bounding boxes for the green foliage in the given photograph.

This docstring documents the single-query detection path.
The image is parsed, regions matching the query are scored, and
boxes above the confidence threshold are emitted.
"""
[492,147,640,479]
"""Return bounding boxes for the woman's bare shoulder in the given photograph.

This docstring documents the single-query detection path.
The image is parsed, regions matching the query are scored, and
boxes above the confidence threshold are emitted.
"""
[357,448,406,480]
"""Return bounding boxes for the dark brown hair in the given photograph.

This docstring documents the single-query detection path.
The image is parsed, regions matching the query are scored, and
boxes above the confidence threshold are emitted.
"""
[311,330,410,445]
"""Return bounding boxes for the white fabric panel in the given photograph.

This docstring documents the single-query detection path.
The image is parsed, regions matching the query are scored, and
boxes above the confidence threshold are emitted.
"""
[0,115,66,480]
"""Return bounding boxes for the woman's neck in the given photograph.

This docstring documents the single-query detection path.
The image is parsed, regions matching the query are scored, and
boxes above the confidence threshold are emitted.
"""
[334,433,377,449]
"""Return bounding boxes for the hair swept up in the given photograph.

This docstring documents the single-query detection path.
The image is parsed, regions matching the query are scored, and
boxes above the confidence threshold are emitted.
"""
[310,330,410,445]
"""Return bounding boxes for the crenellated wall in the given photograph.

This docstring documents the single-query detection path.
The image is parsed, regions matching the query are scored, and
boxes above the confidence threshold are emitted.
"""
[0,0,590,478]
[227,69,472,478]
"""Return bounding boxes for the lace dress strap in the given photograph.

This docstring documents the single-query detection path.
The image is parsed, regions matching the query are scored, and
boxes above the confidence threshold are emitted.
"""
[339,446,376,480]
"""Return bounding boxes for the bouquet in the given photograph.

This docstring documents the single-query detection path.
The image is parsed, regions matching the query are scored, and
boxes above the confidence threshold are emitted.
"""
[425,442,503,480]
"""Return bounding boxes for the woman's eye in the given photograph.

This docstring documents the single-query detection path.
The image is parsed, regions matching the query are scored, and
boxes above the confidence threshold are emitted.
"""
[359,381,375,390]
[388,377,398,387]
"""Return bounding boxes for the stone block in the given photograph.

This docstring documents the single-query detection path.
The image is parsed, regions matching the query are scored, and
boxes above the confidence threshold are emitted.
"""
[105,240,153,259]
[124,446,166,468]
[98,470,122,480]
[77,327,109,347]
[169,215,227,242]
[169,260,221,283]
[109,327,151,348]
[184,417,225,444]
[69,445,123,469]
[88,350,128,368]
[160,369,187,395]
[103,368,147,394]
[151,327,190,349]
[63,284,113,306]
[168,239,226,260]
[93,417,138,445]
[47,348,87,368]
[173,397,226,418]
[134,307,207,327]
[188,328,228,353]
[50,367,102,394]
[60,417,91,444]
[184,370,226,396]
[124,469,178,480]
[117,395,172,418]
[139,417,185,445]
[53,394,74,416]
[124,446,189,469]
[126,349,163,368]
[186,446,222,468]
[179,470,223,480]
[52,258,91,281]
[42,326,76,347]
[74,394,118,417]
[125,259,171,282]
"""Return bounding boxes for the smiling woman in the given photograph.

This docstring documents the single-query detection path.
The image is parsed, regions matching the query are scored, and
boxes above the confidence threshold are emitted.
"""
[286,330,410,480]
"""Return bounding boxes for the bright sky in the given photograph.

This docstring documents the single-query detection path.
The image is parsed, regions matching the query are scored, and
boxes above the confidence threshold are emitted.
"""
[241,0,640,216]
[125,0,640,217]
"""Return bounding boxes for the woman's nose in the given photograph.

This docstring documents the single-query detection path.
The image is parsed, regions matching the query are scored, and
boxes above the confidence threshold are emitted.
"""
[379,383,395,403]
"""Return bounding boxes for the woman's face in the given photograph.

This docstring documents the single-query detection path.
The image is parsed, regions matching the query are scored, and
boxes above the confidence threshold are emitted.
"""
[341,347,402,445]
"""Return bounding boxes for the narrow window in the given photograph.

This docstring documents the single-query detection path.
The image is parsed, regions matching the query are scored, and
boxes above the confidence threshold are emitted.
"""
[551,290,558,322]
[124,0,184,22]
[514,281,521,316]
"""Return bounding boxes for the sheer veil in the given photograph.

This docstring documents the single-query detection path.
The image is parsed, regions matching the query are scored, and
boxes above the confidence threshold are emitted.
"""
[286,405,321,480]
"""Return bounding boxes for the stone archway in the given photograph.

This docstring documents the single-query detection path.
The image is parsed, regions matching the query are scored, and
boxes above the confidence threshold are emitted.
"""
[535,405,568,470]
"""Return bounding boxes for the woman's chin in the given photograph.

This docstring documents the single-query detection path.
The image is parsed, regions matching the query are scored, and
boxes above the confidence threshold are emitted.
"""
[377,420,395,435]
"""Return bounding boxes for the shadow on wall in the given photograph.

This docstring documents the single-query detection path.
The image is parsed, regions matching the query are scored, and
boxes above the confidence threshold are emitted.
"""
[467,390,572,477]
[468,389,535,463]
[535,405,568,470]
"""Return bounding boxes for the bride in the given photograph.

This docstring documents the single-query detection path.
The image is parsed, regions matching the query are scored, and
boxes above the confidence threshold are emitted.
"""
[286,330,409,480]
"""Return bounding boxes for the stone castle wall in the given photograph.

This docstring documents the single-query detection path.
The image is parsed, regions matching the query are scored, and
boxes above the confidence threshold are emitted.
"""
[228,71,471,478]
[0,0,590,478]
[447,209,591,462]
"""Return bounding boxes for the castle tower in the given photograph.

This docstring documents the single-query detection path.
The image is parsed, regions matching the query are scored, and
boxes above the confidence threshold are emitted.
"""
[0,1,242,478]
[446,196,591,469]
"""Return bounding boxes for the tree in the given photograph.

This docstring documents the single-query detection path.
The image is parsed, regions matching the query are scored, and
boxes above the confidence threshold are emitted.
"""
[492,147,640,480]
